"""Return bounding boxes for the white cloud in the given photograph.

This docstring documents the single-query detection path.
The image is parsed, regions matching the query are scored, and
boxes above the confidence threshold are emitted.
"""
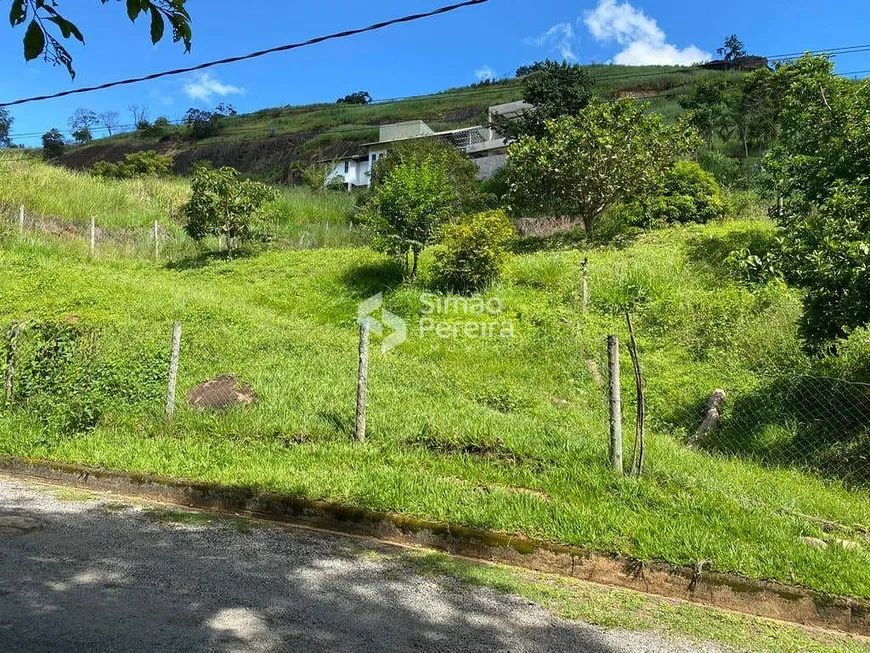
[583,0,710,66]
[183,72,245,103]
[475,66,497,81]
[525,23,577,61]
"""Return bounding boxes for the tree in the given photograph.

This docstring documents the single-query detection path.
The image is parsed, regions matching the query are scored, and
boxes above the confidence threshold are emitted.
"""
[764,55,870,348]
[183,108,222,139]
[337,91,372,105]
[68,108,98,143]
[369,138,488,212]
[726,68,782,158]
[515,62,547,77]
[363,156,456,279]
[679,78,731,148]
[9,0,192,79]
[41,128,66,159]
[98,111,120,137]
[493,60,594,139]
[183,165,278,254]
[506,101,699,237]
[0,107,13,147]
[129,105,148,127]
[717,34,747,61]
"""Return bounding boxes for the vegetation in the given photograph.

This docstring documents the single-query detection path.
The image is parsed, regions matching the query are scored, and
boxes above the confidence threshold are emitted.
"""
[717,34,747,61]
[91,151,173,180]
[41,129,66,160]
[619,161,728,227]
[494,60,594,139]
[337,91,372,105]
[183,165,278,253]
[8,0,192,78]
[506,101,698,236]
[431,210,515,292]
[362,154,456,278]
[0,107,13,147]
[767,56,870,348]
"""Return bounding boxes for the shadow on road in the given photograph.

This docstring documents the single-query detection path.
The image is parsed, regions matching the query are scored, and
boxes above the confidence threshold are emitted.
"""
[0,483,624,653]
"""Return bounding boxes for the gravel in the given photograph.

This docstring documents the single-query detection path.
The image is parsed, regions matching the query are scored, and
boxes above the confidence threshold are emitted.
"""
[0,475,723,653]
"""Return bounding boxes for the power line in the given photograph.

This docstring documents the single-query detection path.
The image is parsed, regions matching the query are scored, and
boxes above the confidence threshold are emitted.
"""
[0,0,489,109]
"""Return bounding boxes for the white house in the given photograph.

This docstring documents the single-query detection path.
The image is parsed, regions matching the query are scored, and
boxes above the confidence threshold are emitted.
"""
[325,102,532,189]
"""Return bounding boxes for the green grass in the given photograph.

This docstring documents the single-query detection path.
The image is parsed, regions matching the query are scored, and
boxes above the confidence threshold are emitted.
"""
[0,156,359,257]
[76,65,738,155]
[1,209,870,602]
[401,551,870,653]
[0,153,189,228]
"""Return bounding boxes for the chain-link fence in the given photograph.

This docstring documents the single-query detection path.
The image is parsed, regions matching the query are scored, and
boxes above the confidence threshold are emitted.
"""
[3,311,870,490]
[690,374,870,485]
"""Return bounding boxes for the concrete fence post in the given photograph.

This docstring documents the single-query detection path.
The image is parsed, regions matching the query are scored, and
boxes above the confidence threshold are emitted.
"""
[607,334,623,474]
[4,323,22,407]
[581,257,589,313]
[354,320,370,442]
[153,220,160,261]
[89,216,96,257]
[18,205,24,235]
[165,322,182,418]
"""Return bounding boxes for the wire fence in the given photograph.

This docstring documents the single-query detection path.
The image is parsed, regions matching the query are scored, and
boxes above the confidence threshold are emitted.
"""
[0,203,363,259]
[659,373,870,487]
[3,313,869,491]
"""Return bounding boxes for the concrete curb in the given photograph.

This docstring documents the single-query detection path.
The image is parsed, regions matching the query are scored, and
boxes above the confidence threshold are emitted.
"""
[2,455,868,636]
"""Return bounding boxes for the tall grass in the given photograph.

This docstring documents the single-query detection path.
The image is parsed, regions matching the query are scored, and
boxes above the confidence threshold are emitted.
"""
[0,154,189,228]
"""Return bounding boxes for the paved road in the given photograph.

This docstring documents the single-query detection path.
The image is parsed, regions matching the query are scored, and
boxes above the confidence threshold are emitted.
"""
[0,476,720,653]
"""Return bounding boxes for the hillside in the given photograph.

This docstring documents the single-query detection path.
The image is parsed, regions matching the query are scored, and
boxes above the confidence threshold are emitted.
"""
[1,158,870,604]
[55,65,742,183]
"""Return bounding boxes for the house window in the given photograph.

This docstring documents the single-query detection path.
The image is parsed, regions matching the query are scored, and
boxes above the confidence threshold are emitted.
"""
[371,153,377,164]
[344,161,350,174]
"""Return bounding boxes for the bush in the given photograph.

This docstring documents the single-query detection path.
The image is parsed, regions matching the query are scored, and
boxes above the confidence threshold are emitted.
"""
[622,160,727,228]
[431,210,515,292]
[91,151,173,180]
[184,164,278,253]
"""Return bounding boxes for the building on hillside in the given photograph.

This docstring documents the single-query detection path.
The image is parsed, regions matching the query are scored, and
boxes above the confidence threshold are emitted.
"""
[325,101,532,189]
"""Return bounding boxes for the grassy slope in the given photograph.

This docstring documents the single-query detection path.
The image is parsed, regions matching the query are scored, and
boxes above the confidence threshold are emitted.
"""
[1,190,870,601]
[71,65,739,157]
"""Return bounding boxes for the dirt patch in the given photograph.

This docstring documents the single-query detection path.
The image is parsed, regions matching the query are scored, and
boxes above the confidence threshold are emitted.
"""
[411,429,523,466]
[186,375,258,411]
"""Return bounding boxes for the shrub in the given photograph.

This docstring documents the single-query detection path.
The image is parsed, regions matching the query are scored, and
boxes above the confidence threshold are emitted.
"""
[91,151,173,180]
[362,156,456,279]
[623,160,728,228]
[140,116,172,139]
[431,210,515,292]
[13,322,164,436]
[183,165,278,253]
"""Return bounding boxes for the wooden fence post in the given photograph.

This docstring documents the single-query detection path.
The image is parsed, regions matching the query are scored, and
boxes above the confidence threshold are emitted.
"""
[153,220,160,261]
[625,312,645,477]
[18,205,24,235]
[89,216,96,257]
[165,322,182,418]
[607,334,623,474]
[4,323,22,407]
[354,319,370,442]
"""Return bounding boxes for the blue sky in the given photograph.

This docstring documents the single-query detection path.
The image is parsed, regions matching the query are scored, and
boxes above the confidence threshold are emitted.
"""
[3,0,870,146]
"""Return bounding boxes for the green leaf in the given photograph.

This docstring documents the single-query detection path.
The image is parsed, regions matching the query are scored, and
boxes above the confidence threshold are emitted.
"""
[149,6,164,44]
[23,19,45,61]
[46,15,84,43]
[9,0,26,26]
[126,0,142,21]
